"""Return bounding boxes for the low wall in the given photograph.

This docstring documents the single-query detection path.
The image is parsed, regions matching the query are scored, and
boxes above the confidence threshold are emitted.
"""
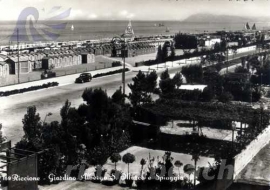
[236,46,256,54]
[233,124,270,179]
[173,57,201,65]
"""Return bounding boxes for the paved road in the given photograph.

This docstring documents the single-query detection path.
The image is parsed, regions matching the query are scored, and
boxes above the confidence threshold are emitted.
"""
[0,65,187,145]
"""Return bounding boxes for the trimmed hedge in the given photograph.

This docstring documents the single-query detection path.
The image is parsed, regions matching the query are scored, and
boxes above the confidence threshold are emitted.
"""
[0,82,59,97]
[112,61,122,67]
[93,68,129,78]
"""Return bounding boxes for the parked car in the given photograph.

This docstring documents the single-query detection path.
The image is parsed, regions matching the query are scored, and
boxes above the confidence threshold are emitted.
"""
[75,73,92,83]
[41,70,56,79]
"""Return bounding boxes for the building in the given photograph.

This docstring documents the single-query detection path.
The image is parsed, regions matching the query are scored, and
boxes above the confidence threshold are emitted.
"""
[0,62,9,78]
[205,38,221,47]
[5,56,32,74]
[81,53,95,64]
[41,52,91,70]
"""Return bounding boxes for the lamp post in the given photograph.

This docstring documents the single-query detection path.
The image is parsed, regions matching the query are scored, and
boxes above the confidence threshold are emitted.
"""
[112,36,128,95]
[122,39,127,95]
[260,102,265,131]
[43,112,52,124]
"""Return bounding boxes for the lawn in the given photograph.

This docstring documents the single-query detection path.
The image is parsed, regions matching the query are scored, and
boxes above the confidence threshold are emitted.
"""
[84,146,214,181]
[160,120,237,141]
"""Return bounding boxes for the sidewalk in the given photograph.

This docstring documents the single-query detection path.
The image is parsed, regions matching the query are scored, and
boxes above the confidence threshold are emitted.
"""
[0,66,123,92]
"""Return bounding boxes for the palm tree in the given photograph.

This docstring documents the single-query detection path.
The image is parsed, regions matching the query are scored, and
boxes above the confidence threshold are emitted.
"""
[140,158,146,177]
[192,153,200,188]
[174,160,183,176]
[183,164,195,187]
[122,153,136,175]
[110,153,121,170]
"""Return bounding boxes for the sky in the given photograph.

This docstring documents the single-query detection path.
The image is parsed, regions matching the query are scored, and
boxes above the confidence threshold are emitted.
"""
[1,0,270,21]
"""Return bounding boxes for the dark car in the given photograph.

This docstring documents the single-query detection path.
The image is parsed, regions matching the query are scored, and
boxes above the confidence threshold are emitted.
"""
[75,73,92,83]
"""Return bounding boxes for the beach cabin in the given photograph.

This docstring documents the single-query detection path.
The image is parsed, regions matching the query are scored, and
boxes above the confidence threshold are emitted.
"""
[0,62,9,78]
[42,57,55,70]
[6,56,32,74]
[81,53,95,64]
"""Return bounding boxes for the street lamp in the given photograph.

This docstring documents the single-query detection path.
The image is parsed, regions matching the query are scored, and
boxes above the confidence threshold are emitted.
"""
[112,36,128,95]
[260,102,265,130]
[43,112,52,124]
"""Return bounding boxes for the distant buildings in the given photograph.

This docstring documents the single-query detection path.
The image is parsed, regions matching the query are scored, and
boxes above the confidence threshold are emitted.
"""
[204,38,221,48]
[0,49,95,78]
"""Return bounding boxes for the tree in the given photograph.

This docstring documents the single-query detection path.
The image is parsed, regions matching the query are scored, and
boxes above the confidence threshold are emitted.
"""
[174,33,197,50]
[161,41,170,62]
[183,164,195,184]
[156,45,163,63]
[181,65,203,84]
[214,42,221,52]
[0,124,6,144]
[140,158,146,177]
[22,106,42,141]
[218,91,234,103]
[203,68,224,96]
[122,153,135,175]
[174,160,183,176]
[145,71,158,94]
[112,87,125,105]
[110,153,122,170]
[170,43,176,60]
[128,70,157,107]
[60,100,71,132]
[192,153,200,187]
[235,66,249,74]
[200,87,215,102]
[159,69,175,94]
[173,72,183,89]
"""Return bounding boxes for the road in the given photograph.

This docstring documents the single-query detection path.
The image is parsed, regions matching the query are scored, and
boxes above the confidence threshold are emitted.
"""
[0,65,187,145]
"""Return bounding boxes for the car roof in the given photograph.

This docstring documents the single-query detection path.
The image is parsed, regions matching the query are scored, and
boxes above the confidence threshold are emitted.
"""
[80,73,90,75]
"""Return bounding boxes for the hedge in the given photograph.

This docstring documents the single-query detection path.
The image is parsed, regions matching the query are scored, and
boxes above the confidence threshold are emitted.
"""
[0,82,59,97]
[112,61,122,67]
[93,68,129,78]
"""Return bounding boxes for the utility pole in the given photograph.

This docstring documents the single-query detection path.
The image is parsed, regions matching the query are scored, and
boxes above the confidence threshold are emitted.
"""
[122,38,127,95]
[226,37,229,74]
[17,28,20,84]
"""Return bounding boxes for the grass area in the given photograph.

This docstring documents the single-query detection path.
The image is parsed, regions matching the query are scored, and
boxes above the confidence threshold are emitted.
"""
[84,146,214,181]
[138,133,233,158]
[160,124,233,141]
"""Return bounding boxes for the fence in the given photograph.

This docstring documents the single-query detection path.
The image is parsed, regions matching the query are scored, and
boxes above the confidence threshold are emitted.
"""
[233,124,270,180]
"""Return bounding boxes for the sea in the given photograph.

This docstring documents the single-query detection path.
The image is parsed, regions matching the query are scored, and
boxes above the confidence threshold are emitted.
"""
[1,20,270,46]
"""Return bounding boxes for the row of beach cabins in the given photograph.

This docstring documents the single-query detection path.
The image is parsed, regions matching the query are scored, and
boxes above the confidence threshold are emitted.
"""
[0,39,169,78]
[0,49,95,77]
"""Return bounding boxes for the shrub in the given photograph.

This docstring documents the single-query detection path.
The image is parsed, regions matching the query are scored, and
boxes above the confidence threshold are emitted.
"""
[93,68,129,78]
[218,91,233,103]
[0,82,59,97]
[112,61,121,67]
